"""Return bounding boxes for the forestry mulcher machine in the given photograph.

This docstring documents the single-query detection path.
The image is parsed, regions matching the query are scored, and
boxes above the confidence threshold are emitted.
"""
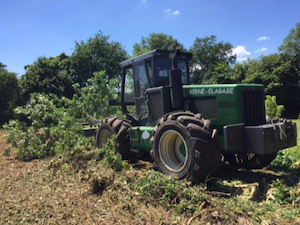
[83,49,297,182]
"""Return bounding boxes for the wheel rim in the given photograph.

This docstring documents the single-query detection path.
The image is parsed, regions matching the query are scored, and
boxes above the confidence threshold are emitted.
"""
[159,130,188,173]
[99,130,111,147]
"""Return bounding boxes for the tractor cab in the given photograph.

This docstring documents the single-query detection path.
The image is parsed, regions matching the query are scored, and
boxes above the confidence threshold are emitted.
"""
[119,49,192,125]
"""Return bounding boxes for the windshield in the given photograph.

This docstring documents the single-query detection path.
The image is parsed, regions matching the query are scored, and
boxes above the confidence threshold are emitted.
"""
[155,58,188,86]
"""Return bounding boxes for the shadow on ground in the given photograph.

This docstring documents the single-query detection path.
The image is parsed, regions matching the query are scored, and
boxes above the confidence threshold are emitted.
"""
[207,162,300,202]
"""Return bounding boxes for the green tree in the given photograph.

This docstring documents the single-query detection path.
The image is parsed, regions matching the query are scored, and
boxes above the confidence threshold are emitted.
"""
[0,62,7,69]
[231,59,255,83]
[243,53,300,117]
[70,71,121,119]
[189,35,236,84]
[279,22,300,58]
[278,23,300,117]
[71,31,128,87]
[133,33,185,56]
[0,65,19,125]
[204,63,233,84]
[19,53,74,103]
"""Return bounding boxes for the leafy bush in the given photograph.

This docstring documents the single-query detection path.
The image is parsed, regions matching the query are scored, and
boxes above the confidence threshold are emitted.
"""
[3,93,93,161]
[3,71,121,161]
[3,148,11,157]
[271,179,300,205]
[95,136,128,171]
[265,95,284,118]
[271,146,300,168]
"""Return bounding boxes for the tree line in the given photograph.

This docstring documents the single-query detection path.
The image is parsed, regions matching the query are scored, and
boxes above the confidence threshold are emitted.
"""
[1,23,300,125]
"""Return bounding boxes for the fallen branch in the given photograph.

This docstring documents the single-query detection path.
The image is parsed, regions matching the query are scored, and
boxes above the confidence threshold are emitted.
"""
[234,182,259,188]
[207,191,231,197]
[186,201,206,225]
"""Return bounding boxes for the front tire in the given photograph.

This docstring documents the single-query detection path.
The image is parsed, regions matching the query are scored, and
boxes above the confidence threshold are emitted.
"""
[95,117,132,160]
[151,112,221,183]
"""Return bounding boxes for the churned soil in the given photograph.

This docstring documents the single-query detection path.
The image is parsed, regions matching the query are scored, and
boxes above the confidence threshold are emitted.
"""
[0,130,41,178]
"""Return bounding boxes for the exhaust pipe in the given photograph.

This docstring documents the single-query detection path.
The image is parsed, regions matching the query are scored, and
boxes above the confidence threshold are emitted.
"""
[169,50,184,110]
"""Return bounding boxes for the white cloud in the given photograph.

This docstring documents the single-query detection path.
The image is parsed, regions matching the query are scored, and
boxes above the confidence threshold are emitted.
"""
[254,47,269,53]
[172,10,180,16]
[257,36,270,41]
[164,9,180,16]
[160,9,180,24]
[232,45,251,61]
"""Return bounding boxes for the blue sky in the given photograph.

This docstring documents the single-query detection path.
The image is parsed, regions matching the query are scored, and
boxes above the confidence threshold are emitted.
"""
[0,0,299,76]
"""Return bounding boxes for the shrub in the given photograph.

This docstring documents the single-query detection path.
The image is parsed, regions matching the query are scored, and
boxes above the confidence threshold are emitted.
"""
[3,71,121,161]
[3,93,93,161]
[271,146,300,168]
[3,148,11,157]
[95,136,128,171]
[265,95,284,118]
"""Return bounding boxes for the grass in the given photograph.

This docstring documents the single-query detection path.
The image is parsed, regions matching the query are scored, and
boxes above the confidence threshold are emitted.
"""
[271,119,300,168]
[0,120,300,224]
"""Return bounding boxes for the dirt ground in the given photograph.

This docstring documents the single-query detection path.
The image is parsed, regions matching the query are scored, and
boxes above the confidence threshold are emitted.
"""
[0,130,40,178]
[1,129,299,225]
[0,130,190,225]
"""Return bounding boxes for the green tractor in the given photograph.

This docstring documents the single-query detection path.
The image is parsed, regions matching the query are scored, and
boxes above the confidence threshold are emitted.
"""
[85,49,297,182]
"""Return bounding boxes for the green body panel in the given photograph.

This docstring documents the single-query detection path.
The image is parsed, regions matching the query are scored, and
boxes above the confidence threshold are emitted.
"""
[128,83,265,151]
[183,84,264,123]
[183,84,264,144]
[128,126,154,152]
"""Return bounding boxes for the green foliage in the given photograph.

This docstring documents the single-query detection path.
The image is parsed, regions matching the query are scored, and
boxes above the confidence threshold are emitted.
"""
[189,35,236,84]
[20,53,74,103]
[0,65,19,125]
[265,95,284,118]
[271,179,300,205]
[243,54,300,117]
[19,31,127,105]
[95,136,128,171]
[3,93,93,161]
[272,146,300,168]
[0,62,7,69]
[3,148,11,157]
[279,22,300,58]
[71,31,128,87]
[71,71,121,119]
[3,69,120,161]
[204,63,234,84]
[134,170,208,214]
[272,119,300,168]
[231,59,255,83]
[133,33,185,56]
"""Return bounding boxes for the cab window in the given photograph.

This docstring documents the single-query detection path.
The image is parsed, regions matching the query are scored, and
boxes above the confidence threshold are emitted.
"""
[134,63,150,115]
[155,58,188,86]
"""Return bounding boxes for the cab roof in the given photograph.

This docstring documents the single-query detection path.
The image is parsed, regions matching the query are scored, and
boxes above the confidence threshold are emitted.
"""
[120,49,193,68]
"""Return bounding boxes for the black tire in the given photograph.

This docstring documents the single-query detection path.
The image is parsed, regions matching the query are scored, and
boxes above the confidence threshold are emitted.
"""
[223,152,278,169]
[95,117,133,160]
[151,111,221,183]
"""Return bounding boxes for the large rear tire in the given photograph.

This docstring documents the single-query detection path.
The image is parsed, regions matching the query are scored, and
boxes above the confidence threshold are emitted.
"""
[95,117,133,160]
[151,111,221,183]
